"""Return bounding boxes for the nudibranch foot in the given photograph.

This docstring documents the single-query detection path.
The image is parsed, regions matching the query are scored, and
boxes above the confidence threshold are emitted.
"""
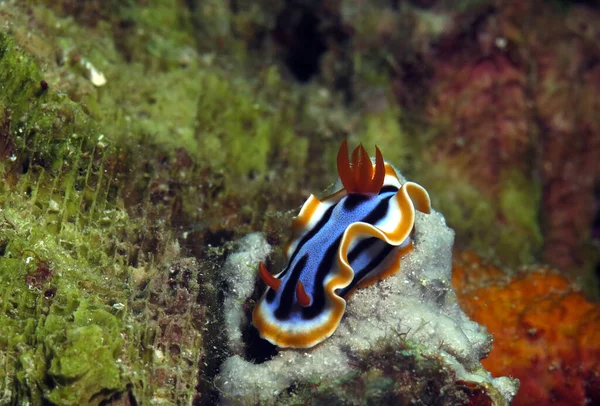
[252,140,431,348]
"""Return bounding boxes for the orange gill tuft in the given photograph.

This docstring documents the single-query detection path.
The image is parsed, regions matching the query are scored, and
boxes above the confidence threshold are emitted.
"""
[336,139,385,195]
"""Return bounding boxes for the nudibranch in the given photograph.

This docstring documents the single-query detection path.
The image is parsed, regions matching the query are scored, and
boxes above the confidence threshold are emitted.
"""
[252,140,431,348]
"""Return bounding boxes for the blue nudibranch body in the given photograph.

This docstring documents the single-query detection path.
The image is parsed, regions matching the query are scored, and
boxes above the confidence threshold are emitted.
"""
[253,140,431,348]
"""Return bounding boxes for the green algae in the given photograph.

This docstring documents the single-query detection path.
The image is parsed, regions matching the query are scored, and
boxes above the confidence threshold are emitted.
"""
[43,303,124,405]
[359,105,430,179]
[26,0,310,189]
[195,67,308,181]
[0,228,128,405]
[423,160,543,266]
[498,170,543,264]
[0,25,140,404]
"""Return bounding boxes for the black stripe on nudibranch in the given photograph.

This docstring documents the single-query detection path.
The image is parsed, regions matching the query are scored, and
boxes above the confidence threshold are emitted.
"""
[342,194,370,211]
[347,237,378,263]
[265,277,279,303]
[274,254,308,320]
[299,235,341,320]
[337,242,395,297]
[379,185,398,195]
[301,194,394,320]
[277,203,337,281]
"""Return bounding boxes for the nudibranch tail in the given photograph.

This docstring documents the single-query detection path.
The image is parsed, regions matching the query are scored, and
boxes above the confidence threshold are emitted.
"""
[337,139,385,194]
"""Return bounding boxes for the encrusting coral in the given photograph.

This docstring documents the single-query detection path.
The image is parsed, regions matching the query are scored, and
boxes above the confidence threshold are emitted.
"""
[452,252,600,406]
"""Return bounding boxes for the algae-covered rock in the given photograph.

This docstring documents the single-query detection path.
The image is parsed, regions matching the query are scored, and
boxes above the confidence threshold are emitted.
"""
[43,303,124,405]
[0,25,131,404]
[0,2,208,403]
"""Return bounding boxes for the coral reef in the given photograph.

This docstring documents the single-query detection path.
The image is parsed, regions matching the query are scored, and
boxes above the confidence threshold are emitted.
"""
[275,338,507,406]
[217,192,518,404]
[0,0,598,403]
[221,233,273,355]
[420,5,541,267]
[531,5,600,276]
[453,252,600,406]
[420,1,600,282]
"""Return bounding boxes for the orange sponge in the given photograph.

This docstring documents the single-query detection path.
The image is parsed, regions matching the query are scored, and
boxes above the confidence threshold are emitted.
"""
[452,252,600,406]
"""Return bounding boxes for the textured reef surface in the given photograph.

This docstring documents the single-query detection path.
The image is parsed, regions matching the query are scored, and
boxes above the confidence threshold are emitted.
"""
[0,0,599,404]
